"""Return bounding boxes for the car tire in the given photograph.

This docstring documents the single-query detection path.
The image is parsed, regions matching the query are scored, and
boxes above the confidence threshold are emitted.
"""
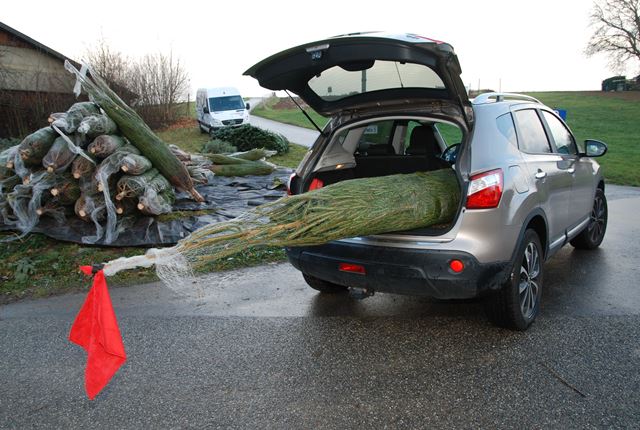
[198,123,207,134]
[570,188,607,250]
[302,273,348,294]
[485,229,543,331]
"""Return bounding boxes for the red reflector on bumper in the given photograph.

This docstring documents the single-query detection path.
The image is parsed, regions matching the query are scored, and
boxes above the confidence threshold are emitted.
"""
[338,263,366,275]
[449,259,464,273]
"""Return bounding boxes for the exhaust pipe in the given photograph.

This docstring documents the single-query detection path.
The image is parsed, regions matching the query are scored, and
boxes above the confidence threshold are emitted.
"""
[348,287,374,300]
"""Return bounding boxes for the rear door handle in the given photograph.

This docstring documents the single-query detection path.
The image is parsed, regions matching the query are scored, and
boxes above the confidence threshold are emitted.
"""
[535,170,547,179]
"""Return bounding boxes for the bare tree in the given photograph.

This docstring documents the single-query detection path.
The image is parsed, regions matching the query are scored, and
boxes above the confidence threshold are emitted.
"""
[84,38,190,128]
[586,0,640,72]
[129,50,190,127]
[83,37,139,105]
[83,37,130,89]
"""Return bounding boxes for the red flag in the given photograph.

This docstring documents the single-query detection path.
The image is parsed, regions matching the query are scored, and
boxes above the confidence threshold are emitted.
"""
[69,266,126,400]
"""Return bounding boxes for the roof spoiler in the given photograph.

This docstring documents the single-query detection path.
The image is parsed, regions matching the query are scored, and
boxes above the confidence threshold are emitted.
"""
[472,92,541,105]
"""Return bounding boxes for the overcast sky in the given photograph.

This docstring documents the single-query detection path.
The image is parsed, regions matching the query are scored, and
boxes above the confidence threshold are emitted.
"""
[3,0,631,97]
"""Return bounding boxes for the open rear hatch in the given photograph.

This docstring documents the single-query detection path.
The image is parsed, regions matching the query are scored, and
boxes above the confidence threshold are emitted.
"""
[244,32,473,128]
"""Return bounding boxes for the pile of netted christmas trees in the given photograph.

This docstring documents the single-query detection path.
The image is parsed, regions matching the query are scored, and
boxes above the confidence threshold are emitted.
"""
[0,64,278,244]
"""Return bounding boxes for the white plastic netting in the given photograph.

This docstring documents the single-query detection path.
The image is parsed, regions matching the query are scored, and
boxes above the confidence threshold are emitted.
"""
[1,171,58,241]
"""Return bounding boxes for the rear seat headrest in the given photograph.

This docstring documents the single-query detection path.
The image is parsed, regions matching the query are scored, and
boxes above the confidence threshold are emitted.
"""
[407,126,438,155]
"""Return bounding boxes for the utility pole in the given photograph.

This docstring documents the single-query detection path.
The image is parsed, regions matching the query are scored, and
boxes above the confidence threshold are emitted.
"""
[361,70,367,93]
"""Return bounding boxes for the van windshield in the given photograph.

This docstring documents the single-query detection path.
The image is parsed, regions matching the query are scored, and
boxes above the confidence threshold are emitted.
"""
[209,96,245,112]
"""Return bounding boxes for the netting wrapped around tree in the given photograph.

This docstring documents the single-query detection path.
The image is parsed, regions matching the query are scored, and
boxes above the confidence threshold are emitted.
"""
[0,146,18,180]
[101,169,461,293]
[116,168,159,200]
[209,161,275,177]
[77,114,118,139]
[42,136,77,173]
[120,154,152,175]
[51,102,101,133]
[50,173,81,205]
[137,188,175,216]
[88,135,127,158]
[18,127,57,166]
[2,171,57,239]
[71,155,96,179]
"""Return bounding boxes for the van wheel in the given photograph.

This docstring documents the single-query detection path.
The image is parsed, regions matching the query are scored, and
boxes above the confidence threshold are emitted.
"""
[570,188,607,249]
[302,273,348,294]
[198,123,207,134]
[485,229,543,331]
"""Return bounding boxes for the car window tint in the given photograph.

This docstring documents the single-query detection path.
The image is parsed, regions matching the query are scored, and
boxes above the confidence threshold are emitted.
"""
[356,120,394,155]
[542,111,577,155]
[496,113,517,147]
[513,109,551,154]
[309,61,445,101]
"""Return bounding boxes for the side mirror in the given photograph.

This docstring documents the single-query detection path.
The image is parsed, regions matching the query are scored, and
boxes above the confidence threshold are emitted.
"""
[582,139,608,157]
[203,106,209,113]
[245,103,250,110]
[441,143,460,164]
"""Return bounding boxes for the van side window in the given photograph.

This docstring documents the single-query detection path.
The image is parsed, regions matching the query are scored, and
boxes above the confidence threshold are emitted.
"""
[496,113,517,147]
[541,111,578,155]
[513,109,552,154]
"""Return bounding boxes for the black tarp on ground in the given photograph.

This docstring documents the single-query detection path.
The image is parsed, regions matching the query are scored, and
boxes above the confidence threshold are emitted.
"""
[0,168,292,247]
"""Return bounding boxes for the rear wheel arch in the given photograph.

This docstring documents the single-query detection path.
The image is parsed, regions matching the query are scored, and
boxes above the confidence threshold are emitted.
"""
[526,215,548,258]
[510,210,548,264]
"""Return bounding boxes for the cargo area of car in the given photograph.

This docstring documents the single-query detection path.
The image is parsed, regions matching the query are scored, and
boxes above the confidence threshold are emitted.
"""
[300,116,465,236]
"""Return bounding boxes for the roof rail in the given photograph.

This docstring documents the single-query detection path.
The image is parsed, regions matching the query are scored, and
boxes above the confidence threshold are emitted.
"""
[472,92,541,105]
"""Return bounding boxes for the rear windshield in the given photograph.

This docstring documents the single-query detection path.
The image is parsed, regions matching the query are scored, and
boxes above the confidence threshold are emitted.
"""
[209,96,245,111]
[308,61,445,101]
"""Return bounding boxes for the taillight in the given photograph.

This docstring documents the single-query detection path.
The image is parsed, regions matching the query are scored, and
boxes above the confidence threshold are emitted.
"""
[338,263,366,275]
[286,173,297,195]
[467,169,503,209]
[309,178,324,191]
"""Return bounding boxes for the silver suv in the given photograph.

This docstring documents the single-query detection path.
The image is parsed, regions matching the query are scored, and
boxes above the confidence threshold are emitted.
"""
[245,32,608,330]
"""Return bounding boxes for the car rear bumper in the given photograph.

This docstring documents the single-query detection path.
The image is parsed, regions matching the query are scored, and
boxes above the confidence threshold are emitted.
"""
[286,242,512,299]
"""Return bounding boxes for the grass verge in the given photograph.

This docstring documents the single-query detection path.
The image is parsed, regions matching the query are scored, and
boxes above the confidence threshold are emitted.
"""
[252,97,329,130]
[0,231,288,304]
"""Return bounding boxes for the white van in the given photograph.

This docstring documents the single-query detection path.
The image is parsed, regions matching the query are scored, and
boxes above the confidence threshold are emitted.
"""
[196,87,250,134]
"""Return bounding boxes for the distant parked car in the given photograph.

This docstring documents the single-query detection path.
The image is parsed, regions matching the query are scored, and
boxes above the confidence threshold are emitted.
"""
[196,87,249,135]
[245,32,608,330]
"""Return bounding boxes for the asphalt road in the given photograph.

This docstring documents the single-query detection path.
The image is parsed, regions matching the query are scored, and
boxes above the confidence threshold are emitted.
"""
[1,185,640,429]
[248,98,320,148]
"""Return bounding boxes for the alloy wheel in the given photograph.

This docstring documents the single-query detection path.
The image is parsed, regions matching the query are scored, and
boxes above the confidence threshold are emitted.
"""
[588,194,606,243]
[519,242,540,320]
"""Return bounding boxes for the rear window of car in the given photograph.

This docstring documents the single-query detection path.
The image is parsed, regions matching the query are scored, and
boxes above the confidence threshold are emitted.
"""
[513,109,551,154]
[308,61,445,101]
